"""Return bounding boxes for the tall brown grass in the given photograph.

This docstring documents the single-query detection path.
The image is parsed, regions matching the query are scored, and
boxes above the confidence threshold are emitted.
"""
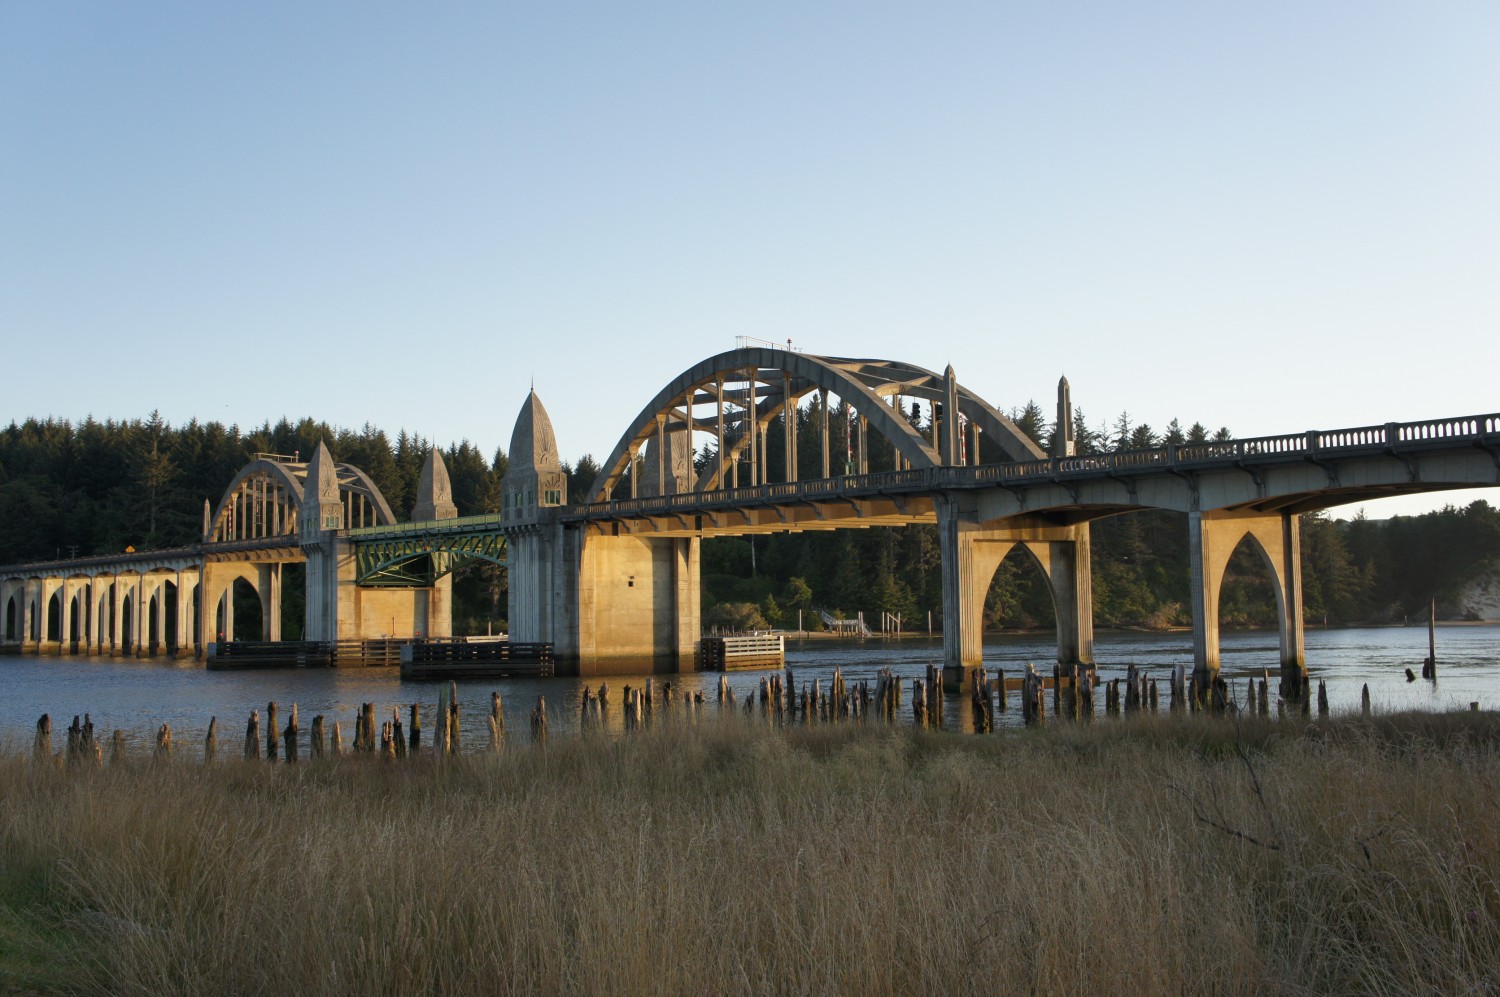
[1,712,1497,995]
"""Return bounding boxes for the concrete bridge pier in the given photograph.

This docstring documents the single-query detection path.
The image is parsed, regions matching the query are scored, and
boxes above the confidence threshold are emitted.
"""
[1189,509,1307,702]
[937,498,1095,691]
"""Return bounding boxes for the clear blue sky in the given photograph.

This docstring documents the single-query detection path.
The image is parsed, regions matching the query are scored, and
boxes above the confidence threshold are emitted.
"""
[3,2,1496,518]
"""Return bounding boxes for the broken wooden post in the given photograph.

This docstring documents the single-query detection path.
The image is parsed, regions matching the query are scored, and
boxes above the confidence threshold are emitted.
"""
[1318,679,1329,718]
[311,715,325,758]
[244,710,260,760]
[409,703,421,754]
[331,720,343,756]
[284,704,299,764]
[447,681,460,751]
[110,729,126,766]
[1361,683,1371,718]
[1424,596,1437,681]
[265,702,279,762]
[33,714,52,765]
[154,723,172,763]
[205,716,218,764]
[531,696,547,744]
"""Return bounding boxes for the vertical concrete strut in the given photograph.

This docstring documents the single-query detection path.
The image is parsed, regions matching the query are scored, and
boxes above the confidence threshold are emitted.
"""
[937,498,1096,687]
[1189,509,1307,697]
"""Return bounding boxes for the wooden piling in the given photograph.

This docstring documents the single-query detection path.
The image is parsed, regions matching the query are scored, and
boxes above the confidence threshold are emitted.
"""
[1211,676,1229,713]
[265,702,280,761]
[311,715,325,758]
[448,681,461,752]
[1425,596,1437,681]
[409,703,421,754]
[244,710,260,760]
[154,723,172,763]
[1318,679,1329,718]
[284,704,299,764]
[109,729,126,766]
[205,716,218,764]
[393,713,405,759]
[33,714,52,765]
[531,696,547,744]
[331,720,343,756]
[1361,683,1371,718]
[364,702,378,754]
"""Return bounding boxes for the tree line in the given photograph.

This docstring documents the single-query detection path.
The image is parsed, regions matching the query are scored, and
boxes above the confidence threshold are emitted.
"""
[2,407,1496,635]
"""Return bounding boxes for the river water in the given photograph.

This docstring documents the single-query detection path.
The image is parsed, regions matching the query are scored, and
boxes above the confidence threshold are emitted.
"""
[2,626,1496,752]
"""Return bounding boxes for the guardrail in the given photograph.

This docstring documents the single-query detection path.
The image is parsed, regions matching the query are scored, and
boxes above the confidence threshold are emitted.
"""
[564,411,1499,521]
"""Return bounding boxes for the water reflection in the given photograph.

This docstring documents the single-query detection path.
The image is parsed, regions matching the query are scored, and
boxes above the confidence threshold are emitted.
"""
[1,625,1496,752]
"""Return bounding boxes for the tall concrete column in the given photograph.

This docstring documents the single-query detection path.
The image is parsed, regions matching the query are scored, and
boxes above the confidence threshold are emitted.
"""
[111,578,126,653]
[182,574,198,654]
[133,576,147,656]
[258,563,282,641]
[715,376,726,489]
[222,587,236,643]
[39,578,61,650]
[819,389,830,479]
[1045,525,1095,667]
[60,582,74,653]
[91,583,103,652]
[1189,509,1307,698]
[782,374,797,483]
[672,536,701,668]
[22,580,40,648]
[0,580,12,642]
[152,581,168,653]
[937,498,1012,686]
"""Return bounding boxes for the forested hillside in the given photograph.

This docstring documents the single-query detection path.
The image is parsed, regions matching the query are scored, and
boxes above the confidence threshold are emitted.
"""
[2,407,1497,634]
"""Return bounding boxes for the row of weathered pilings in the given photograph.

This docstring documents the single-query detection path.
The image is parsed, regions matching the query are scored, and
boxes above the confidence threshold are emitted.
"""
[29,667,1447,766]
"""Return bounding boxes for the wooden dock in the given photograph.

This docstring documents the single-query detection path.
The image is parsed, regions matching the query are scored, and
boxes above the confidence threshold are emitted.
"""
[400,639,554,680]
[208,639,413,669]
[700,634,785,671]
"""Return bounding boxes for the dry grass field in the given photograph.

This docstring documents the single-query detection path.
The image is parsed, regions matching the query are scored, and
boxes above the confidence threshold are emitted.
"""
[1,710,1497,995]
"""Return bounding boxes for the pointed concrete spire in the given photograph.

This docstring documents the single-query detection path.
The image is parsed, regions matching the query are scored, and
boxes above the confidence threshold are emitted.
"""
[508,388,561,472]
[411,447,458,522]
[307,441,339,502]
[300,441,343,534]
[502,388,566,522]
[202,498,212,540]
[1055,376,1075,458]
[941,364,960,465]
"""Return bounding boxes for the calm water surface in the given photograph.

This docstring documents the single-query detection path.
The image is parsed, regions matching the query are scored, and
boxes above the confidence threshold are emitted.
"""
[2,625,1496,752]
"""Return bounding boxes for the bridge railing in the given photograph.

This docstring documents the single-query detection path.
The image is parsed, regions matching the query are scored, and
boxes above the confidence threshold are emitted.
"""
[1389,416,1494,442]
[347,513,505,539]
[563,410,1499,522]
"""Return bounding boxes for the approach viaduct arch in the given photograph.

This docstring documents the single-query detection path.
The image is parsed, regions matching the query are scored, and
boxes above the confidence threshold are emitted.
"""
[0,444,464,655]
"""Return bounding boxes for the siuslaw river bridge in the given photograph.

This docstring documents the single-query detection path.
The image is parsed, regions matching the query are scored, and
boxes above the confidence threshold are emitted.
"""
[2,346,1496,698]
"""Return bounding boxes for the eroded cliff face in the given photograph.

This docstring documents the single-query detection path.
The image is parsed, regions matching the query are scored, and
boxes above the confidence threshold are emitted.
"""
[1459,568,1500,621]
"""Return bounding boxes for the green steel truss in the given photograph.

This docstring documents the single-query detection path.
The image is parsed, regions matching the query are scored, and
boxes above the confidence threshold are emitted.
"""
[349,514,507,586]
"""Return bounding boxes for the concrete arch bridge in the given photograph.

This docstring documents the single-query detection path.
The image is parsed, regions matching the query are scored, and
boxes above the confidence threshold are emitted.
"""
[2,345,1495,697]
[0,444,502,656]
[499,346,1500,695]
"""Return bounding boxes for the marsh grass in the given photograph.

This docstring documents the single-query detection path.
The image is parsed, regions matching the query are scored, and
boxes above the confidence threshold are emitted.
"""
[1,711,1498,995]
